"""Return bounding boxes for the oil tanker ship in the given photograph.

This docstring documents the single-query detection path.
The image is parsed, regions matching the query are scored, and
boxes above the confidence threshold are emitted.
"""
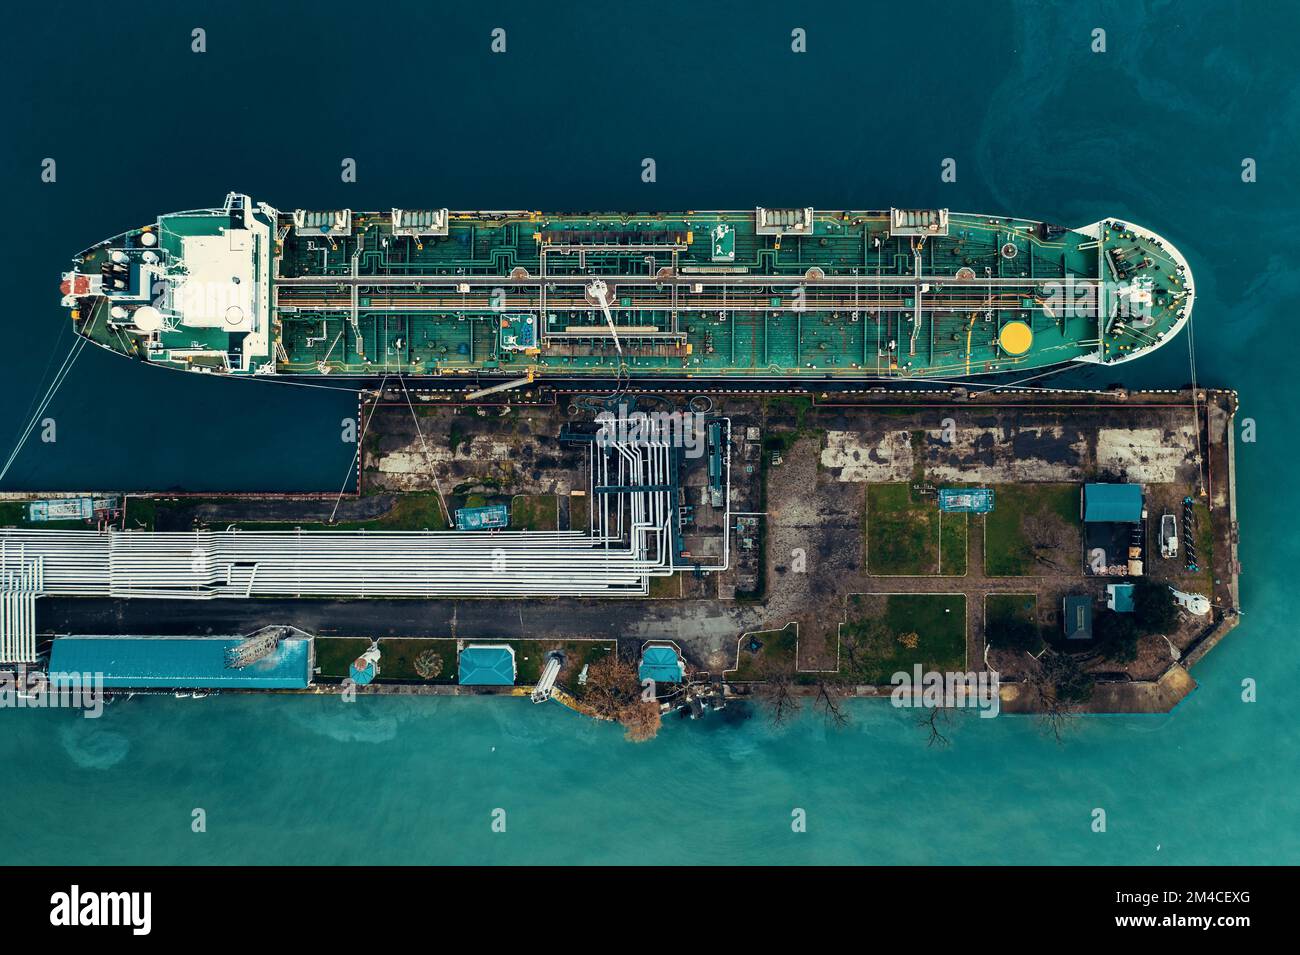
[59,194,1193,383]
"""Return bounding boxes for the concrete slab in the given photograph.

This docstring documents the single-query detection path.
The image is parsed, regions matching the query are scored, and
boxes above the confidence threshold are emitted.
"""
[821,429,913,482]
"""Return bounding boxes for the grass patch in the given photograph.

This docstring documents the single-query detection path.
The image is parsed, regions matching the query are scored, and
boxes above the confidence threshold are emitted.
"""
[866,483,935,574]
[365,493,452,530]
[314,638,371,678]
[378,638,458,681]
[509,640,615,686]
[840,593,966,684]
[866,484,964,576]
[569,493,589,532]
[984,483,1080,576]
[938,511,968,576]
[123,497,157,530]
[984,592,1044,654]
[147,492,454,532]
[648,572,682,598]
[510,494,558,531]
[314,637,458,682]
[730,623,798,680]
[0,501,97,529]
[763,396,814,431]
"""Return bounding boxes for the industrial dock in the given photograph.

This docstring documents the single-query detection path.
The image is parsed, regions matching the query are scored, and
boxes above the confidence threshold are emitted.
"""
[2,385,1240,723]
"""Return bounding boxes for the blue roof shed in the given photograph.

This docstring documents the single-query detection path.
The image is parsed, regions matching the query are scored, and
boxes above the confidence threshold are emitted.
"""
[1107,583,1136,613]
[1083,483,1143,523]
[1063,596,1093,640]
[639,644,685,683]
[458,644,517,685]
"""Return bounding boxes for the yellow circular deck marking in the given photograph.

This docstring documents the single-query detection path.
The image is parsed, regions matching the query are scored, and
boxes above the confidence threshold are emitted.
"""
[999,321,1033,356]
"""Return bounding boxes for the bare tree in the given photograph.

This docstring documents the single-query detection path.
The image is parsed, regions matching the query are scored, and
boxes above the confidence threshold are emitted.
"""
[584,657,641,721]
[839,618,887,679]
[584,657,663,741]
[620,700,662,743]
[813,676,850,729]
[917,706,951,747]
[1022,513,1070,571]
[754,660,801,726]
[1028,650,1095,743]
[839,633,864,675]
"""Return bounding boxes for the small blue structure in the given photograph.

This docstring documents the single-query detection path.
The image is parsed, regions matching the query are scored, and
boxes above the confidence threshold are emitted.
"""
[349,643,381,685]
[48,636,314,689]
[938,488,994,513]
[1107,583,1136,613]
[455,504,509,531]
[1082,484,1143,523]
[458,644,517,685]
[26,497,118,522]
[498,313,538,352]
[1063,596,1093,640]
[350,659,377,685]
[639,644,685,684]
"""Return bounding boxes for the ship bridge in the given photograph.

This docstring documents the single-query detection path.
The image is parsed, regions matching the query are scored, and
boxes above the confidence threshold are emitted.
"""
[62,193,277,374]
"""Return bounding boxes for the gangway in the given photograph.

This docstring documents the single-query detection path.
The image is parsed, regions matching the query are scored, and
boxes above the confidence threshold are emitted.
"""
[225,626,286,669]
[465,368,535,401]
[531,651,564,703]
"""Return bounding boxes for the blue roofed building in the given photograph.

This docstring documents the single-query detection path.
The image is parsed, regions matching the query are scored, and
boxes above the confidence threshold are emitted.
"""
[47,635,314,689]
[1082,484,1146,575]
[1082,483,1143,523]
[639,643,685,683]
[458,644,517,685]
[1107,583,1136,613]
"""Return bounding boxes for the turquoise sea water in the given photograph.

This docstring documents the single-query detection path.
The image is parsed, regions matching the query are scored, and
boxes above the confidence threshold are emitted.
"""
[2,0,1299,864]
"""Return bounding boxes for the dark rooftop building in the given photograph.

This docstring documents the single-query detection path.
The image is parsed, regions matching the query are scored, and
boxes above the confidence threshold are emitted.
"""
[1063,595,1093,640]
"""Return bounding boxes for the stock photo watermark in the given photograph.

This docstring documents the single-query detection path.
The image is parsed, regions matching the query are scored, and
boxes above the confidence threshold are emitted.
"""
[890,666,1000,718]
[1,668,105,718]
[594,403,708,458]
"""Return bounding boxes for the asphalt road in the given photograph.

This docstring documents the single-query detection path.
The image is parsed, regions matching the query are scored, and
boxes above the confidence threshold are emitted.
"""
[39,596,762,659]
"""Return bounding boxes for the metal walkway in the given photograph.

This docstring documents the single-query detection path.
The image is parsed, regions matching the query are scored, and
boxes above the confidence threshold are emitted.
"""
[0,545,42,663]
[0,420,706,603]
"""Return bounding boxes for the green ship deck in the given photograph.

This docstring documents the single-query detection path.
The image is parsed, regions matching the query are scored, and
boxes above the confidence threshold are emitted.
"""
[61,196,1193,382]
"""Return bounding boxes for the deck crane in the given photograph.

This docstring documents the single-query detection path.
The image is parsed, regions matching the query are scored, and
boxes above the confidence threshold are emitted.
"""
[585,279,623,356]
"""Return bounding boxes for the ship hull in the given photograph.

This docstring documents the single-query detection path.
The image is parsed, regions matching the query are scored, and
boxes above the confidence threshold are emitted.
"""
[61,199,1193,385]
